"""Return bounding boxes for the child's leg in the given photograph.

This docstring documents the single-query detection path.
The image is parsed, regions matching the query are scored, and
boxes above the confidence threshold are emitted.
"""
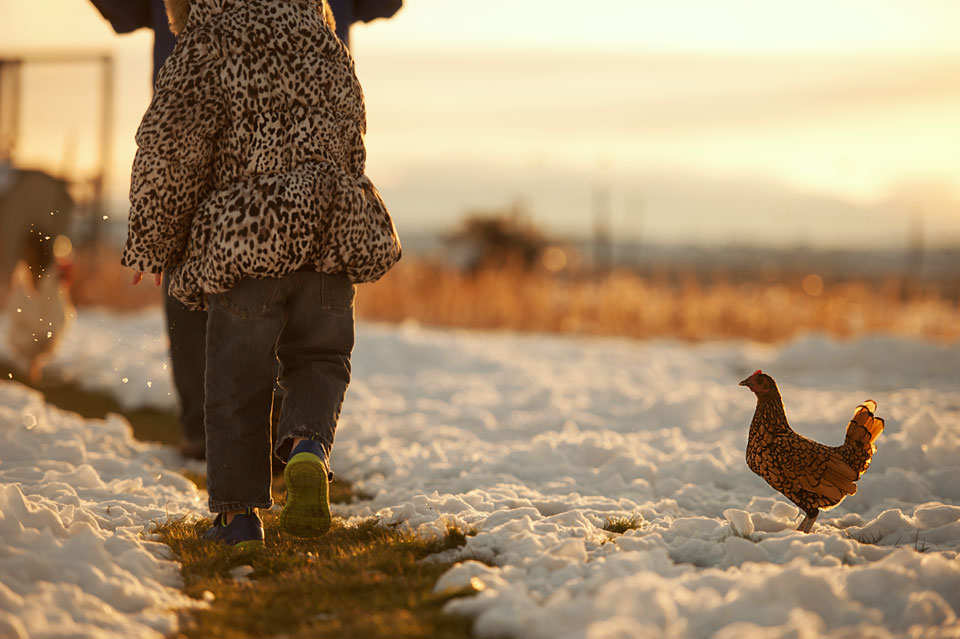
[205,277,284,515]
[274,271,355,462]
[274,271,354,537]
[164,269,207,459]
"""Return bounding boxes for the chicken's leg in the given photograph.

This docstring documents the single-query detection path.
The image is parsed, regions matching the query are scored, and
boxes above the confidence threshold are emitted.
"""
[28,359,42,384]
[797,508,819,533]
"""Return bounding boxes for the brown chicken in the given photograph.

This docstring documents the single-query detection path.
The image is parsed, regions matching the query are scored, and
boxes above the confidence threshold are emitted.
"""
[739,370,884,533]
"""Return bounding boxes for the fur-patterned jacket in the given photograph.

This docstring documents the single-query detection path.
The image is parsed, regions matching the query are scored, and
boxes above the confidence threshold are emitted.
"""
[121,0,401,310]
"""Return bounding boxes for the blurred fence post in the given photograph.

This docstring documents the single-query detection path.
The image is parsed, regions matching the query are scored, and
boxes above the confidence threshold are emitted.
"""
[0,51,115,248]
[0,58,23,162]
[593,185,612,271]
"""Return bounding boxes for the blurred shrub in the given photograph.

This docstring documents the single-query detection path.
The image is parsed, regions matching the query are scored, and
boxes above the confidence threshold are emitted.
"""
[444,205,550,273]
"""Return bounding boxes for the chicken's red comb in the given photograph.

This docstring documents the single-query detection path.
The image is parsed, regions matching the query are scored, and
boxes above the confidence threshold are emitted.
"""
[753,369,763,376]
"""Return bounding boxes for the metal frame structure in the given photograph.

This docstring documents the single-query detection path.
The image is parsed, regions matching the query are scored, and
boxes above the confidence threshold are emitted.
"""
[0,51,115,244]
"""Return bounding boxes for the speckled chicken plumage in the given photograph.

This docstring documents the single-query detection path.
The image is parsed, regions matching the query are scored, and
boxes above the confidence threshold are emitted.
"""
[741,370,884,532]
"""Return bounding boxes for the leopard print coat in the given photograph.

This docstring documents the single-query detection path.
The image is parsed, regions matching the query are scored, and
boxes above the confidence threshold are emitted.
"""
[121,0,401,310]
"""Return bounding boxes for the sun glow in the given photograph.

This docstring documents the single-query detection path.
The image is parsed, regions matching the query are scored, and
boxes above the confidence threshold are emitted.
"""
[2,0,959,246]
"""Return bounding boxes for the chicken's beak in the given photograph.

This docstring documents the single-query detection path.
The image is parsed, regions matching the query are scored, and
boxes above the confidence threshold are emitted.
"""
[738,378,751,387]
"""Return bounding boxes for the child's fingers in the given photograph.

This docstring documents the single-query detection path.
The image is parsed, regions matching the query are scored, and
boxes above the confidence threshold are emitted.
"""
[132,272,143,285]
[154,273,163,287]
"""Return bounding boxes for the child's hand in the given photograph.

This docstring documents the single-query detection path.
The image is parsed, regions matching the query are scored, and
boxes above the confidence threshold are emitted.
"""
[132,271,163,287]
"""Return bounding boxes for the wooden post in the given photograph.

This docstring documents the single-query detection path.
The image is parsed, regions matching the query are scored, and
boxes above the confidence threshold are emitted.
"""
[0,58,24,162]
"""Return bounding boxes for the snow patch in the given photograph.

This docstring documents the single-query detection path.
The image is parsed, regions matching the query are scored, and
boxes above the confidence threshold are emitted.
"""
[0,382,204,639]
[336,323,960,638]
[3,310,960,638]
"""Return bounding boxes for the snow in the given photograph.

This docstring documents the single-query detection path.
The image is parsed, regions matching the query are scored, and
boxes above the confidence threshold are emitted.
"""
[0,381,205,638]
[341,324,960,639]
[2,308,960,638]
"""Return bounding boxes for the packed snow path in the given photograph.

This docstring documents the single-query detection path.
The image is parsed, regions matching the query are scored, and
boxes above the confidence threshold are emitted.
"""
[3,309,960,638]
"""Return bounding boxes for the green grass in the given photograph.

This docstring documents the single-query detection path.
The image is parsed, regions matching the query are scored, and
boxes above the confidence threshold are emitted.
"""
[847,527,929,553]
[847,529,884,545]
[4,361,479,638]
[603,515,644,534]
[899,529,929,553]
[156,515,477,639]
[910,529,929,553]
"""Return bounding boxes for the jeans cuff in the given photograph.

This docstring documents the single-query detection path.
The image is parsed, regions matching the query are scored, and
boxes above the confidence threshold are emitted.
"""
[208,499,273,513]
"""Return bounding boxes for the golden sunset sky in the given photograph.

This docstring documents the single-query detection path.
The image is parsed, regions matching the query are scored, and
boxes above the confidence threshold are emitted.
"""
[2,0,959,246]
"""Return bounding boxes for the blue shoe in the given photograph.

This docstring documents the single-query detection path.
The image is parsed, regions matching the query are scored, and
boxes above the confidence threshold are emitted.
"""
[280,440,332,538]
[202,508,265,550]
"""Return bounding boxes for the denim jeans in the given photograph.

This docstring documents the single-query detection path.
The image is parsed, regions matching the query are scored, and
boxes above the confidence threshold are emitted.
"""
[204,270,355,513]
[164,271,207,448]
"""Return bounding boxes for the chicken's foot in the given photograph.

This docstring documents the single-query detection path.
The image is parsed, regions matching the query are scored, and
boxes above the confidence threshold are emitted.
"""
[797,510,819,533]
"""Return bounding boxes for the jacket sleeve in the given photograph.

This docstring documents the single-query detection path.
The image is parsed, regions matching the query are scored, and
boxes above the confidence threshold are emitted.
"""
[121,35,222,273]
[89,0,152,34]
[354,0,402,23]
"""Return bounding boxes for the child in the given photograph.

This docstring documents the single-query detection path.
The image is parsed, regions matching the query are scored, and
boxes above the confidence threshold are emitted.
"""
[123,0,401,546]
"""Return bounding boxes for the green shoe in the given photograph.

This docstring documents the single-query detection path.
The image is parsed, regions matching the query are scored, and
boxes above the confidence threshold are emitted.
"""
[280,441,332,537]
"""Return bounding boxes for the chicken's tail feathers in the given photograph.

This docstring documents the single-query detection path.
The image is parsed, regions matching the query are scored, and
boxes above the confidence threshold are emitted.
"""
[843,400,884,476]
[851,401,884,445]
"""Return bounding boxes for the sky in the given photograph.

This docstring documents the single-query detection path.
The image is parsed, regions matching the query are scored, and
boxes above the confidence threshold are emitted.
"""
[1,0,959,248]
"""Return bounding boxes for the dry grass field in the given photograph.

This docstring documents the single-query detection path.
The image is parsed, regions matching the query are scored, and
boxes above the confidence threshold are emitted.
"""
[54,248,960,343]
[357,260,960,342]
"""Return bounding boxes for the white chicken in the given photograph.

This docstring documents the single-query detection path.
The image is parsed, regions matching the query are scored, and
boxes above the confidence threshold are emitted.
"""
[5,256,75,382]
